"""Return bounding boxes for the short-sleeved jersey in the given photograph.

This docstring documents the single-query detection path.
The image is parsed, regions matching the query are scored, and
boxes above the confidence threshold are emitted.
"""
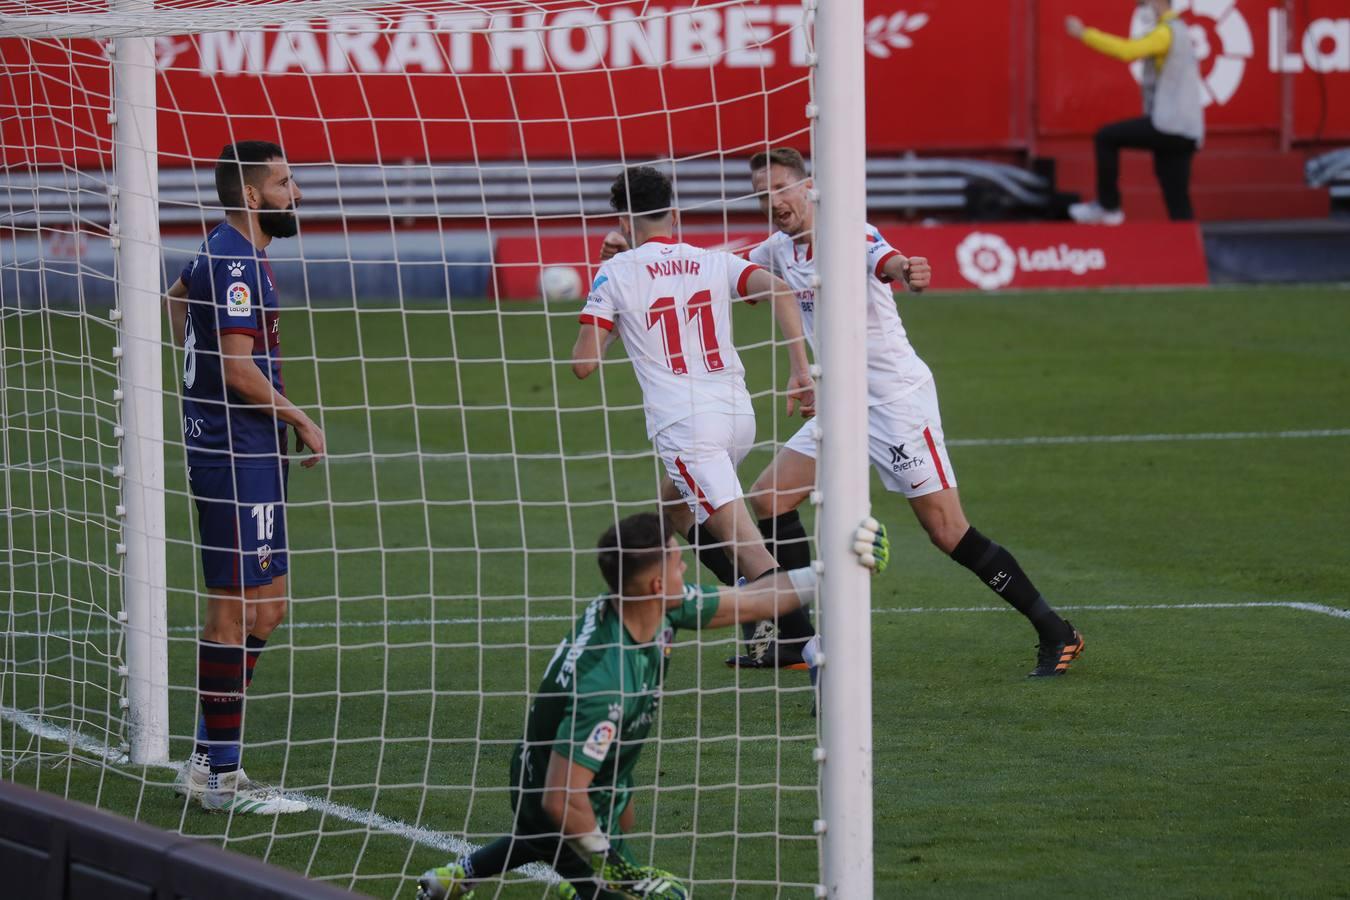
[179,222,287,468]
[749,225,933,407]
[509,585,719,835]
[579,237,762,437]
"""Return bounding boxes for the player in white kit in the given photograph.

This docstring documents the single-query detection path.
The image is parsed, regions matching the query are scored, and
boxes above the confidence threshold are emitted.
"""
[743,148,1084,678]
[572,166,815,603]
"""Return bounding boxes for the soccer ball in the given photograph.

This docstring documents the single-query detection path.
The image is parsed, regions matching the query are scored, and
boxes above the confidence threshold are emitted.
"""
[539,265,583,302]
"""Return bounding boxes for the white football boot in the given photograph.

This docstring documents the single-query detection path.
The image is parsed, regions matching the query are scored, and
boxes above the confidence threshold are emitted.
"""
[199,769,307,814]
[173,751,211,800]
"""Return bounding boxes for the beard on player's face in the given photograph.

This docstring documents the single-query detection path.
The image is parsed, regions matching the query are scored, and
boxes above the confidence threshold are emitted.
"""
[257,199,299,238]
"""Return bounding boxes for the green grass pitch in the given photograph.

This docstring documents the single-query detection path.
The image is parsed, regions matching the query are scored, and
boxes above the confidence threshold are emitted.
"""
[3,285,1348,897]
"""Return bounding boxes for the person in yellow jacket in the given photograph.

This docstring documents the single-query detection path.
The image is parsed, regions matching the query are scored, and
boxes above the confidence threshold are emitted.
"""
[1065,0,1205,223]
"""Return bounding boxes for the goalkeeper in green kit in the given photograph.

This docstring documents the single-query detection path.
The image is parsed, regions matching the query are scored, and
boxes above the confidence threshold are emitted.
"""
[417,511,888,899]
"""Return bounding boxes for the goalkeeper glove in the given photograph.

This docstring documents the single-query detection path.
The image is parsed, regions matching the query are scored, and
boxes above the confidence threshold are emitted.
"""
[613,865,689,899]
[854,517,890,574]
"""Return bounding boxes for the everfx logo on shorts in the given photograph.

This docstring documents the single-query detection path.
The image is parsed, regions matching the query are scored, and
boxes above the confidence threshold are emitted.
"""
[888,443,924,472]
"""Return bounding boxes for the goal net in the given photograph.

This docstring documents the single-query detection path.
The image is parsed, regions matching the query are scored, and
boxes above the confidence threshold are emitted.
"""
[1,0,872,895]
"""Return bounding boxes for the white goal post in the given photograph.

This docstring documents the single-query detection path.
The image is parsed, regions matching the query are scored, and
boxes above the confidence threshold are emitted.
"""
[1,1,873,894]
[112,3,170,769]
[810,0,874,894]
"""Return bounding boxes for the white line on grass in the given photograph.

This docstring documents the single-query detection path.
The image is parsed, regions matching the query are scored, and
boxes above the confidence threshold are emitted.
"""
[947,428,1350,448]
[13,600,1349,640]
[10,427,1350,477]
[885,600,1350,620]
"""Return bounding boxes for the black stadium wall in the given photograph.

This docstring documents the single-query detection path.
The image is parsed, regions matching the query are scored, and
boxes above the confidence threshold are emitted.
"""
[0,779,358,900]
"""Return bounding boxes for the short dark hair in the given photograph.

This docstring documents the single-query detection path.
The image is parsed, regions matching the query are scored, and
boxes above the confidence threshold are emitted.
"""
[215,141,286,210]
[749,147,808,177]
[609,165,673,220]
[596,512,671,596]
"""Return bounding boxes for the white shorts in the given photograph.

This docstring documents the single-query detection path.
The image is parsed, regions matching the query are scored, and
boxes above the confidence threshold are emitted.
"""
[783,378,956,499]
[653,413,756,524]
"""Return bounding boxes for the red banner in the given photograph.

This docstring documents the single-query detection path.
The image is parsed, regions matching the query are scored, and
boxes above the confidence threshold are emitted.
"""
[2,2,1345,170]
[493,221,1209,299]
[890,222,1209,291]
[0,0,1020,168]
[1037,0,1350,141]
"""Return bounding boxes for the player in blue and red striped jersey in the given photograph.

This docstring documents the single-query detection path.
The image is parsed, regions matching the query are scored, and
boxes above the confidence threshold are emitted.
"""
[165,141,324,814]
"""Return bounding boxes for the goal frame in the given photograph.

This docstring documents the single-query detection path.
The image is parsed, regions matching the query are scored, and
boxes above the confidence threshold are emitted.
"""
[809,0,874,895]
[114,3,169,768]
[26,0,878,892]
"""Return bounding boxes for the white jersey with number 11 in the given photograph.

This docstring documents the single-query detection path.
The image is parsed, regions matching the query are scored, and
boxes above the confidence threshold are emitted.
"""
[580,237,764,437]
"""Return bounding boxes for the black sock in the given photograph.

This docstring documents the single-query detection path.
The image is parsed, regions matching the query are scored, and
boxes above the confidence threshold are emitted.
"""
[243,634,266,689]
[462,836,513,881]
[465,834,604,894]
[950,526,1071,641]
[197,641,245,775]
[685,524,739,586]
[757,511,816,642]
[758,510,811,569]
[686,522,754,644]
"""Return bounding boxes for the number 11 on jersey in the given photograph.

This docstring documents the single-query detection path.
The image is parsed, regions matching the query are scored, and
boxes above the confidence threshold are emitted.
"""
[646,290,724,375]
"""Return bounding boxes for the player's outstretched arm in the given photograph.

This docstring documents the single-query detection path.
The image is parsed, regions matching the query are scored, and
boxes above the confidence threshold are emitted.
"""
[706,518,889,628]
[1066,14,1172,61]
[747,268,815,418]
[220,332,326,467]
[882,253,932,293]
[164,276,189,347]
[570,322,613,379]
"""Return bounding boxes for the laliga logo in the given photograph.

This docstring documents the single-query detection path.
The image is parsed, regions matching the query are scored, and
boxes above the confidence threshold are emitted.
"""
[1129,0,1252,107]
[956,232,1107,291]
[1269,9,1350,74]
[956,233,1017,291]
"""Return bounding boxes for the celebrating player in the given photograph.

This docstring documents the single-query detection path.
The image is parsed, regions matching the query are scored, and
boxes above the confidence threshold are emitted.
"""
[743,147,1084,677]
[416,512,888,899]
[165,141,324,813]
[571,166,816,656]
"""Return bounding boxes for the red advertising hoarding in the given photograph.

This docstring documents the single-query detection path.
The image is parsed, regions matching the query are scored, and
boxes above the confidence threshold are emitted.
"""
[1,0,1024,168]
[895,221,1209,291]
[4,0,1346,167]
[1037,0,1350,142]
[494,221,1209,299]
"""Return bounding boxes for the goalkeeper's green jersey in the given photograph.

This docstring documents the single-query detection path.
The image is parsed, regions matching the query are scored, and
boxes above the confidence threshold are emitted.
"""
[509,584,720,836]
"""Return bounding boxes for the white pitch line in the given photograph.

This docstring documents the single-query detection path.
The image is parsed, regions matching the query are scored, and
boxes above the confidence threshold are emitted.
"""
[1270,601,1350,621]
[8,427,1350,478]
[947,428,1350,448]
[876,600,1350,620]
[0,705,560,886]
[0,705,133,765]
[9,612,578,639]
[12,600,1349,640]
